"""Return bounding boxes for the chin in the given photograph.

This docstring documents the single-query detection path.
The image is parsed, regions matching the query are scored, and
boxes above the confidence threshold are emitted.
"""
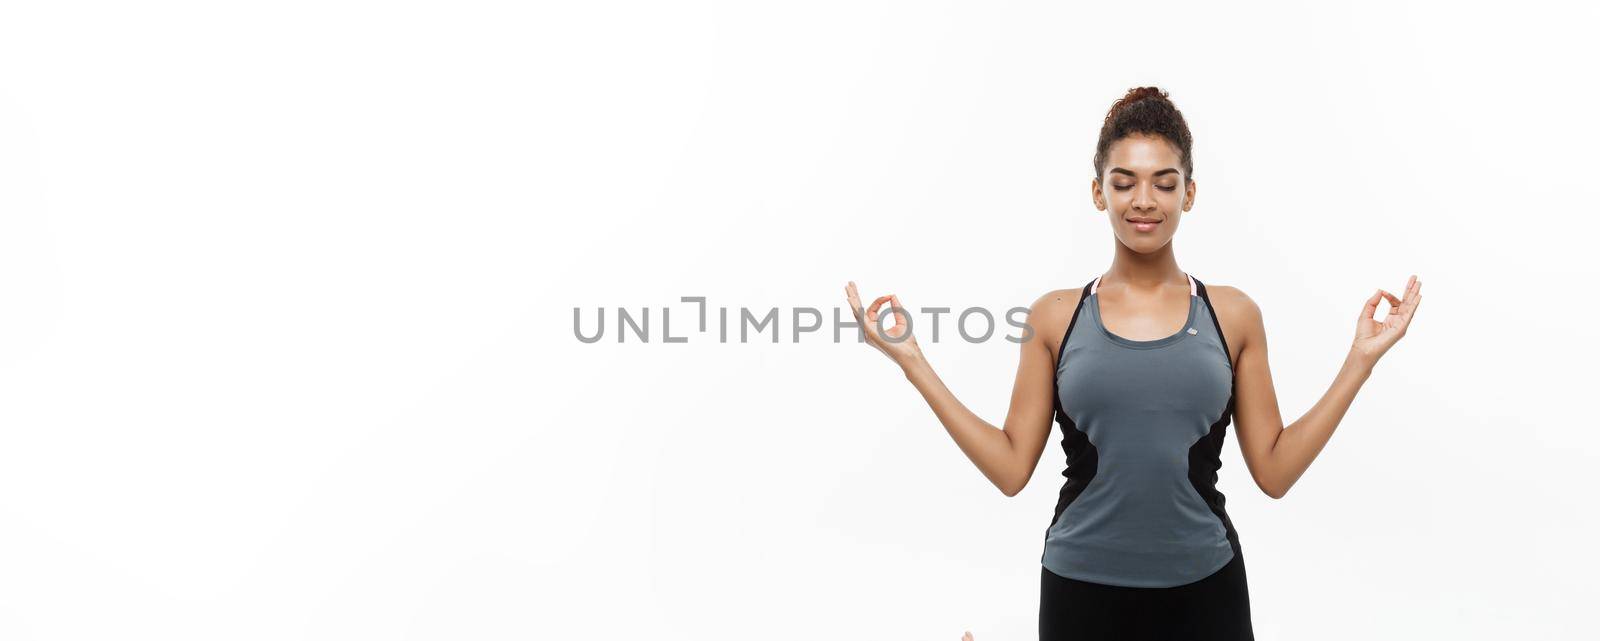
[1118,235,1173,252]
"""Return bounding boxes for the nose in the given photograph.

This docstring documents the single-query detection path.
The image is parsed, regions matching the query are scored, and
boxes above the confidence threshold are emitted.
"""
[1132,183,1158,213]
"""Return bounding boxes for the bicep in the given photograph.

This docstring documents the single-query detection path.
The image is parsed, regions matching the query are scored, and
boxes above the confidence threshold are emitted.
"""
[1230,294,1285,485]
[1003,294,1065,473]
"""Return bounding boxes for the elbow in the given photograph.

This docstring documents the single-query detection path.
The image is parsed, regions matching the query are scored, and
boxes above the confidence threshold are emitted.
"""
[1256,476,1288,500]
[1001,479,1026,498]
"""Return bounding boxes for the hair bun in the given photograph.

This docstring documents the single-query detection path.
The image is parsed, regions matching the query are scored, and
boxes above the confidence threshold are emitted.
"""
[1123,86,1168,102]
[1092,86,1194,182]
[1107,86,1172,120]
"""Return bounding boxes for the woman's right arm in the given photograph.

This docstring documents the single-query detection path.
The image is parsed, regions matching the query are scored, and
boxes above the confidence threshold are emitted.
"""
[846,283,1069,497]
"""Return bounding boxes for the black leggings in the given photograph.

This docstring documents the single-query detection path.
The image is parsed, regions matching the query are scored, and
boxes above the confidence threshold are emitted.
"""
[1039,551,1255,641]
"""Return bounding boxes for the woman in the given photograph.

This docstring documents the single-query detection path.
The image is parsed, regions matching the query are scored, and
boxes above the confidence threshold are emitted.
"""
[843,86,1422,641]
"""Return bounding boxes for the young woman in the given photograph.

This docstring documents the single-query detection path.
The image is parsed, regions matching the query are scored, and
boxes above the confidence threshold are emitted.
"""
[843,86,1422,640]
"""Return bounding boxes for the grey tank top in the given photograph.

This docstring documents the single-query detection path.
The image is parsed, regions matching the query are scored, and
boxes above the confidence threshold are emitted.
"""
[1040,272,1243,588]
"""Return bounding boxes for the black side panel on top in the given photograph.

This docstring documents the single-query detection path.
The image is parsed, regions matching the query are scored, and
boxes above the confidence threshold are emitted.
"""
[1046,279,1100,533]
[1189,277,1244,559]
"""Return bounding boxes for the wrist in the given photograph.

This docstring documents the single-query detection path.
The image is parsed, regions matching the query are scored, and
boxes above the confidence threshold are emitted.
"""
[1344,348,1377,376]
[900,353,931,379]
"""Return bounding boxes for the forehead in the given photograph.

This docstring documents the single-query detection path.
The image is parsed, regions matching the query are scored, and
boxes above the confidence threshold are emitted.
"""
[1105,134,1182,168]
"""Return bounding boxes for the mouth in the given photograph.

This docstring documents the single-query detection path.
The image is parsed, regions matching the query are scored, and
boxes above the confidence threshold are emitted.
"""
[1127,218,1163,232]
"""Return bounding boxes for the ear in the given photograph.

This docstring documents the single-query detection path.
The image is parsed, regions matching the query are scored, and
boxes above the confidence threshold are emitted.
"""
[1091,177,1105,210]
[1182,178,1197,211]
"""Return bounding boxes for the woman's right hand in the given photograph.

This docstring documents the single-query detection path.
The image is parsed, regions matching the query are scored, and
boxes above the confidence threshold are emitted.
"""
[845,281,925,372]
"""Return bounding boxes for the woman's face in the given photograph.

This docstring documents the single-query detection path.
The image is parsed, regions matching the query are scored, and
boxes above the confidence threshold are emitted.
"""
[1092,134,1196,253]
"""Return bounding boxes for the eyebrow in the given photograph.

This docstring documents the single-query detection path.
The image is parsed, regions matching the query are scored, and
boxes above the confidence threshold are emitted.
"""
[1109,168,1180,178]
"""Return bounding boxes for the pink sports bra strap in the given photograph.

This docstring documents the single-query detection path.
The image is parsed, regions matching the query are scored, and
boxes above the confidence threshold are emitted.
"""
[1089,272,1197,296]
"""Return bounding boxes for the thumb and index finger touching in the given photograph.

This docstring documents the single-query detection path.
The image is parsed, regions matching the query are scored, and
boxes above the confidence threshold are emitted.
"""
[1360,289,1406,322]
[846,283,917,347]
[1359,275,1422,329]
[845,281,907,323]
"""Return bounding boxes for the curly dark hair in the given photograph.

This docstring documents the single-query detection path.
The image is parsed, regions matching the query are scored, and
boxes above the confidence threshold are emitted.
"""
[1092,86,1194,184]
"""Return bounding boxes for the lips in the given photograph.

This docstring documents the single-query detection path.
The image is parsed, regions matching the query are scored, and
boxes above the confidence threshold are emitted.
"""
[1129,218,1162,233]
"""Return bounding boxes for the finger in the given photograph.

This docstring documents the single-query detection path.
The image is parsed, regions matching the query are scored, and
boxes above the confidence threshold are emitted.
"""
[1380,294,1403,324]
[866,294,892,319]
[1380,290,1402,318]
[1393,291,1421,334]
[1360,289,1383,321]
[845,283,864,319]
[890,294,908,330]
[1397,275,1417,308]
[1402,293,1422,325]
[847,286,885,344]
[1401,276,1422,314]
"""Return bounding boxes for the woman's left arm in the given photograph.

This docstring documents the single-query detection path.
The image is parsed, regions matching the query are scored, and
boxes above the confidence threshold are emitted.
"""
[1228,275,1423,499]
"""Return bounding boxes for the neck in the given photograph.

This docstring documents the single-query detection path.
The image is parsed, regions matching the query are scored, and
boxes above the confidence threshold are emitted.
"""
[1103,239,1185,293]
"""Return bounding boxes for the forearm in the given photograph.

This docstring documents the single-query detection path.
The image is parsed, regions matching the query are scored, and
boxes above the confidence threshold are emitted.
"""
[1265,349,1375,496]
[900,356,1022,495]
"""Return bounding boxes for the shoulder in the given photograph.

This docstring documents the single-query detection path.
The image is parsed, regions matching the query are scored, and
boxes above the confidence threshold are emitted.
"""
[1030,286,1086,311]
[1028,286,1087,352]
[1205,284,1260,321]
[1028,286,1088,322]
[1202,283,1265,348]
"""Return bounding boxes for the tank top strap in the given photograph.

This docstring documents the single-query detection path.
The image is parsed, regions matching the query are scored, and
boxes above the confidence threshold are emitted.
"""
[1054,277,1100,367]
[1191,275,1235,372]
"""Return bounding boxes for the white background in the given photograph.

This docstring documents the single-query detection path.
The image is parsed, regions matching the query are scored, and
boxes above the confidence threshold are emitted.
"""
[1,1,1596,639]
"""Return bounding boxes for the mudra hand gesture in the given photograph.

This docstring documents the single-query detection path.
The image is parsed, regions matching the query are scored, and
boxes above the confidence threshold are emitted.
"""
[845,281,925,371]
[1352,274,1422,365]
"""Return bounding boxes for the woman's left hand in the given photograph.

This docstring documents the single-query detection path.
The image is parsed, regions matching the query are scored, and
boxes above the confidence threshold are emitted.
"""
[1351,274,1422,365]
